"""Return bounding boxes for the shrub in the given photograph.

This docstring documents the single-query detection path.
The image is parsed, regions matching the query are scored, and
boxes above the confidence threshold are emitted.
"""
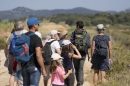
[0,38,6,50]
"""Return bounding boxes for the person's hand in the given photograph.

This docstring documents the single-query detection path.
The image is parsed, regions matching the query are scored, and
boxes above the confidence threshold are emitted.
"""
[68,69,72,74]
[41,68,47,77]
[71,44,76,50]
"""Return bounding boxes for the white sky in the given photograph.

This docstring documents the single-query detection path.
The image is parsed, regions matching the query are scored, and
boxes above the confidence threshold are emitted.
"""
[0,0,130,12]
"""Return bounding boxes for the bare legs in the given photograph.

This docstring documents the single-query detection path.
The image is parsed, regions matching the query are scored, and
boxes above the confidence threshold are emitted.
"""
[93,70,107,85]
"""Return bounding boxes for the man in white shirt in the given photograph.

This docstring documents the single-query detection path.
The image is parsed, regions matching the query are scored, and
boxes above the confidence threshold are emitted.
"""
[44,30,61,86]
[48,30,61,54]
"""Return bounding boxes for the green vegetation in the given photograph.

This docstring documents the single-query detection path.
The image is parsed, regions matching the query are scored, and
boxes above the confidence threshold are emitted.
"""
[0,13,130,85]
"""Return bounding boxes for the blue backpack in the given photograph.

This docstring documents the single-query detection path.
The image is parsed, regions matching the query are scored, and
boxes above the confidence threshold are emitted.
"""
[13,33,35,63]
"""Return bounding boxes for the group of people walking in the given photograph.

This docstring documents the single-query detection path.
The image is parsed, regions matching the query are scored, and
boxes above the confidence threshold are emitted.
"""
[4,17,112,86]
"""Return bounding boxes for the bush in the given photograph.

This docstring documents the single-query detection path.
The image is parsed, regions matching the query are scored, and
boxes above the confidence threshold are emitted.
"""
[0,38,6,50]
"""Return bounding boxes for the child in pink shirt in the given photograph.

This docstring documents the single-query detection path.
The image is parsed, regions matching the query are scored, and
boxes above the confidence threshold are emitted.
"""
[49,53,72,86]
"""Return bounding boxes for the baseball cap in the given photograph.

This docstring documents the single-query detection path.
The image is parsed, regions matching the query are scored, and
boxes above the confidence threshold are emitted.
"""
[27,17,42,26]
[51,53,63,60]
[97,24,105,30]
[62,40,71,46]
[50,30,60,35]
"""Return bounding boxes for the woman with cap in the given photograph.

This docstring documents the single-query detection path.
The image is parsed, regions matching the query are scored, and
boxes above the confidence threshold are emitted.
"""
[91,24,112,85]
[49,53,72,86]
[61,40,81,86]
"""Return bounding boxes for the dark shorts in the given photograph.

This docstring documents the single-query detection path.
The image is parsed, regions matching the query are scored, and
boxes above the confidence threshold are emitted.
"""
[91,55,109,71]
[8,55,14,75]
[44,65,51,80]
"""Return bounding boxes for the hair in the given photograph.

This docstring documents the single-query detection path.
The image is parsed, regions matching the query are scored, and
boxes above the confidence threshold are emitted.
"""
[76,21,84,29]
[61,44,72,54]
[11,28,15,33]
[50,60,60,74]
[14,21,24,31]
[97,29,105,34]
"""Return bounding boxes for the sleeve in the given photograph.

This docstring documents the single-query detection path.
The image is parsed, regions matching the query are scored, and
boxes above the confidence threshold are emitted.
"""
[92,36,96,41]
[34,36,42,48]
[53,41,60,49]
[7,34,13,45]
[70,32,75,44]
[86,33,91,48]
[57,67,65,75]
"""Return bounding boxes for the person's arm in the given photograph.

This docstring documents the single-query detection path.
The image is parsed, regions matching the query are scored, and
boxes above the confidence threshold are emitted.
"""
[86,33,91,49]
[35,47,47,76]
[62,69,72,79]
[108,41,112,59]
[54,41,61,55]
[68,44,81,59]
[70,32,75,44]
[56,48,61,55]
[91,41,95,61]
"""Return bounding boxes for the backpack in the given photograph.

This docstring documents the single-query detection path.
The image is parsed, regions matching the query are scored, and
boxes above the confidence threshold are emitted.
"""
[95,36,108,57]
[42,40,55,65]
[13,33,36,63]
[74,29,88,52]
[10,33,18,53]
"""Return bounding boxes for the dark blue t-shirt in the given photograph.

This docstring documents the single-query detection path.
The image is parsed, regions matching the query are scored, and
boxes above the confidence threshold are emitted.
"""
[61,53,73,70]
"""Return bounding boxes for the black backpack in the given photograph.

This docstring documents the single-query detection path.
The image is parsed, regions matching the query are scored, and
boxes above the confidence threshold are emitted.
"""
[42,40,55,65]
[95,36,108,57]
[74,29,88,52]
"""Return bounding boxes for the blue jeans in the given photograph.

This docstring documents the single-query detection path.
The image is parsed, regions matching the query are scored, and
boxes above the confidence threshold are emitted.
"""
[22,66,41,86]
[73,55,86,86]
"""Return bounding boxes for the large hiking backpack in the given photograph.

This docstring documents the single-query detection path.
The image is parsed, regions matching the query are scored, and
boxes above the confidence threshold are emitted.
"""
[13,33,36,63]
[42,40,55,65]
[95,36,108,57]
[74,29,88,52]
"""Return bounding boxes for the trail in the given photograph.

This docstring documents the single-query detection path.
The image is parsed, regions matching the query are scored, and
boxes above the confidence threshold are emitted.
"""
[0,50,93,86]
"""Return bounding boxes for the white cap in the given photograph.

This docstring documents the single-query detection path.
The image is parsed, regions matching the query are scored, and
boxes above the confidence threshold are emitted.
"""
[97,24,105,30]
[50,30,60,35]
[62,40,71,46]
[35,31,42,39]
[51,53,63,60]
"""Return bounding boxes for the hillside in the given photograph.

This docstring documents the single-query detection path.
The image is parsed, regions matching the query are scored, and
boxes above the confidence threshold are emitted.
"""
[0,7,111,20]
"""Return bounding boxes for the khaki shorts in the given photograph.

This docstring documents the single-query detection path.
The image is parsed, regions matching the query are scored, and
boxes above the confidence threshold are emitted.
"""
[44,65,51,80]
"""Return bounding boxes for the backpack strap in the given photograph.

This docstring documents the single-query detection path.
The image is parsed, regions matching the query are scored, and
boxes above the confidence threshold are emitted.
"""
[47,40,56,45]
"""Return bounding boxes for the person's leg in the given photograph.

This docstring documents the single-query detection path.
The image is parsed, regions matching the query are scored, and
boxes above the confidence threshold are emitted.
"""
[22,66,30,86]
[93,70,99,85]
[73,58,79,82]
[73,58,85,86]
[44,65,51,86]
[100,70,107,83]
[9,75,15,86]
[77,59,85,86]
[67,72,75,86]
[28,66,41,86]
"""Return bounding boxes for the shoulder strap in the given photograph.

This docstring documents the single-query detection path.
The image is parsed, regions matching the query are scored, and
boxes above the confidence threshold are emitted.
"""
[47,40,56,45]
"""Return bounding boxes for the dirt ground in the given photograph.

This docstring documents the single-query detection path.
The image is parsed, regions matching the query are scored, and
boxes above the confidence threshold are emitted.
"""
[0,50,93,86]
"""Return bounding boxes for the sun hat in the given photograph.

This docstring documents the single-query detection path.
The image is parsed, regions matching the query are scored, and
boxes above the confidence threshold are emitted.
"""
[51,53,63,60]
[27,17,42,26]
[50,30,60,35]
[62,40,71,46]
[59,30,68,39]
[97,24,105,30]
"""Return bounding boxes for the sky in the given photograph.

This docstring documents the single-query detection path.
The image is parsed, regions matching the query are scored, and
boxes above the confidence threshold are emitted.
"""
[0,0,130,12]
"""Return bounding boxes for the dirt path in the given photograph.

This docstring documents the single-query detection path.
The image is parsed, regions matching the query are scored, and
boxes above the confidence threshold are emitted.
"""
[0,50,93,86]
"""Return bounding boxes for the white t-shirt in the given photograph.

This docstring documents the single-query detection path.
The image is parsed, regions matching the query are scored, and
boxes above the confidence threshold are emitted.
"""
[48,39,60,54]
[7,30,28,45]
